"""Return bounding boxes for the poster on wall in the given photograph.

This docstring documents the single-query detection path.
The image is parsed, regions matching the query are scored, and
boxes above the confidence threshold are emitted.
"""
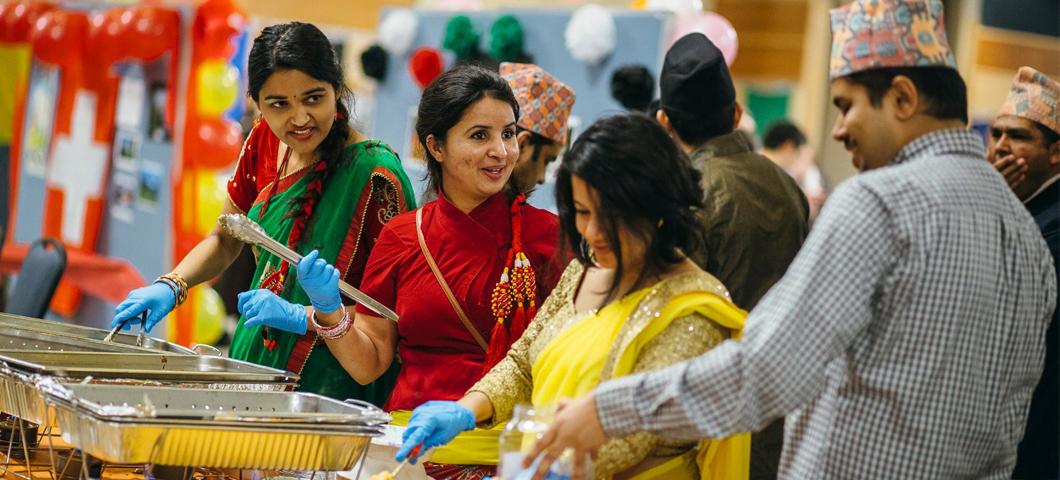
[147,82,171,142]
[109,172,137,223]
[113,129,141,173]
[137,160,163,211]
[22,66,60,178]
[115,75,145,131]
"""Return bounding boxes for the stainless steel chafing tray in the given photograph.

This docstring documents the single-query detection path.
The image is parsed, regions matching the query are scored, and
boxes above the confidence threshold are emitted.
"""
[0,351,298,384]
[0,328,162,354]
[0,313,200,355]
[42,382,387,471]
[0,351,299,424]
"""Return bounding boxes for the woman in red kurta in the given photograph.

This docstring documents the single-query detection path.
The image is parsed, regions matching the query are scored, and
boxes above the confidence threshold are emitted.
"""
[359,181,559,411]
[295,65,564,478]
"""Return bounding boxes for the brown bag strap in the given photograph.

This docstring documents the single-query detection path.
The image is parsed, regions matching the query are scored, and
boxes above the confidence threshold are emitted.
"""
[415,208,489,352]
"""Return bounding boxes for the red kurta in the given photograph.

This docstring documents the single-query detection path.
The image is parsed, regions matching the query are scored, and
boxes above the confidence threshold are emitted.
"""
[357,192,562,411]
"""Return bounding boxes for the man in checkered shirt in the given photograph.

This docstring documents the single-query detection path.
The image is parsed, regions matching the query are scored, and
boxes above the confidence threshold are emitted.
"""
[523,1,1057,478]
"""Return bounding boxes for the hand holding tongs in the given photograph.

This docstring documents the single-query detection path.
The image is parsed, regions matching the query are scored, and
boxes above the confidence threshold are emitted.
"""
[389,444,421,478]
[103,311,146,345]
[218,213,399,322]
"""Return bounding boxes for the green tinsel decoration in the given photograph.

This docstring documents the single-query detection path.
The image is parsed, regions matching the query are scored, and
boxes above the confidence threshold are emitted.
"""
[489,15,525,62]
[443,15,479,60]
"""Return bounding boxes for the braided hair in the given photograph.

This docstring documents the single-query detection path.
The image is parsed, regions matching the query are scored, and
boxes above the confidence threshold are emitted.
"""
[247,21,352,251]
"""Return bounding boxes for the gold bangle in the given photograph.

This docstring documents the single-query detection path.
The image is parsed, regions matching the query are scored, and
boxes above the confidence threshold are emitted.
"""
[157,273,189,307]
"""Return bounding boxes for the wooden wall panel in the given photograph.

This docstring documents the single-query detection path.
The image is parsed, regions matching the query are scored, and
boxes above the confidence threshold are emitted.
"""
[974,26,1060,77]
[717,0,807,80]
[241,0,413,30]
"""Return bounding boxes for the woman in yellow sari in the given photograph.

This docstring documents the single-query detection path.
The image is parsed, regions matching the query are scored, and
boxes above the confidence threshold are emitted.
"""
[395,113,750,479]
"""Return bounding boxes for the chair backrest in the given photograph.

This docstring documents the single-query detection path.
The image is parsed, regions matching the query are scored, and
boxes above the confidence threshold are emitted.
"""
[7,238,67,318]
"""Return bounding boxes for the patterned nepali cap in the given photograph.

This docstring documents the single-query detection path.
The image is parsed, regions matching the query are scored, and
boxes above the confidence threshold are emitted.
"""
[997,66,1059,135]
[829,0,957,79]
[500,62,576,144]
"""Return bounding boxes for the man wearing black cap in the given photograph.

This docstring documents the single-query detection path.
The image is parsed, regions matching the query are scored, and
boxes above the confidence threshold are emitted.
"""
[654,32,809,480]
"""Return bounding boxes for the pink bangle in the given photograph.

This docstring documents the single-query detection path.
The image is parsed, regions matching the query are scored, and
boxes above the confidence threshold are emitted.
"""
[312,307,351,340]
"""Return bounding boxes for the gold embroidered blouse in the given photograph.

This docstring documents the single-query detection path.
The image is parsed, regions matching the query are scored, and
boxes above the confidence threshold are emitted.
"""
[468,260,734,478]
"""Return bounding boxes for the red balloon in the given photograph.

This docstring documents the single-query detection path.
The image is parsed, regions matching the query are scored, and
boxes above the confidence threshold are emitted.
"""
[87,7,127,67]
[193,0,245,57]
[31,9,89,67]
[194,119,242,169]
[409,47,444,89]
[0,1,55,43]
[126,6,180,60]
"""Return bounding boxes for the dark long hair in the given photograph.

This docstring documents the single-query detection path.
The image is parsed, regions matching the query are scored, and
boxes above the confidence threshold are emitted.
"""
[246,21,350,249]
[415,64,519,198]
[555,113,707,303]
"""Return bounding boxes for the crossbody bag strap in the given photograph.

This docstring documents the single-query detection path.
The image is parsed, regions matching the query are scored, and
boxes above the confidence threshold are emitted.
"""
[415,208,490,352]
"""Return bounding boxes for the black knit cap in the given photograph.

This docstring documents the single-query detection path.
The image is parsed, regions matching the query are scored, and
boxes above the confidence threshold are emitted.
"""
[660,33,735,119]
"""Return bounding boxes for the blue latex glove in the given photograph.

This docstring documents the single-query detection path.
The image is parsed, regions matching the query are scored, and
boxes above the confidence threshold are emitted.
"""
[237,289,308,335]
[296,250,342,314]
[112,282,175,333]
[395,401,476,464]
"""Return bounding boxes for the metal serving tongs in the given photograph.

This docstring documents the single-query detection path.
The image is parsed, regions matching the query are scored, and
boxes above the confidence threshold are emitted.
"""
[103,311,147,346]
[218,213,399,322]
[387,444,422,479]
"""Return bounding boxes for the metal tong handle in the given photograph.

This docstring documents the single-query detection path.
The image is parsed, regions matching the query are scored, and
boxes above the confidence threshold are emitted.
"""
[103,311,144,343]
[222,214,399,322]
[391,444,422,477]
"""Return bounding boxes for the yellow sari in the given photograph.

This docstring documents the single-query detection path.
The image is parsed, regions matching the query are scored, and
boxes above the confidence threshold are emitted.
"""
[399,261,751,477]
[531,283,750,479]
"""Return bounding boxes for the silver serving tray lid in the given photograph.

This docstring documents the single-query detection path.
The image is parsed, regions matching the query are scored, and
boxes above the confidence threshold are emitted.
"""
[41,380,389,427]
[0,313,197,355]
[0,351,298,384]
[0,328,151,354]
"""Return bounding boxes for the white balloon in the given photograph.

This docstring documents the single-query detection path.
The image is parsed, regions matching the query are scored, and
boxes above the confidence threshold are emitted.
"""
[647,0,703,12]
[565,5,616,66]
[378,9,418,56]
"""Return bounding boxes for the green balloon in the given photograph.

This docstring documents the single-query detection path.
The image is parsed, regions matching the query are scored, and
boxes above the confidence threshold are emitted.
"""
[490,15,525,62]
[443,15,480,60]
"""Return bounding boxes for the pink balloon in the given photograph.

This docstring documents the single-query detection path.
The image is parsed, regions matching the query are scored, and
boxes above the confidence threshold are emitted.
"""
[671,11,738,66]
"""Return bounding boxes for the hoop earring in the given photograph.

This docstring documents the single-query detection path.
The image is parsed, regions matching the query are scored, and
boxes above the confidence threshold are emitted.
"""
[580,239,599,267]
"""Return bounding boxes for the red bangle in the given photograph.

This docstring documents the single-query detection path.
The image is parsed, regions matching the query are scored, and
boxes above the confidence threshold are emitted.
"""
[313,307,351,340]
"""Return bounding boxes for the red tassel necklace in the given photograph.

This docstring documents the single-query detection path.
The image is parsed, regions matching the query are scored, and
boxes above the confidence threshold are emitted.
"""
[484,193,538,373]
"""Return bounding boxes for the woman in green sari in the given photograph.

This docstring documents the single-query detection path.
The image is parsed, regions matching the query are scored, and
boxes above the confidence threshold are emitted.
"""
[111,22,415,406]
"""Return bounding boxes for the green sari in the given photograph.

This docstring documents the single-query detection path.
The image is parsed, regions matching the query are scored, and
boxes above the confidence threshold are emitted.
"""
[229,140,415,406]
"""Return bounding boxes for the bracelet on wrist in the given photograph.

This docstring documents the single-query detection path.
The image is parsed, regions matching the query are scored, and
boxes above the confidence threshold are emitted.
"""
[155,278,183,306]
[155,272,188,307]
[312,307,351,340]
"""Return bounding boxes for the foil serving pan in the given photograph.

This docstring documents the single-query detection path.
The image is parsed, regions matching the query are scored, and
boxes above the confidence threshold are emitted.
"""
[0,351,299,425]
[0,351,297,384]
[0,313,199,355]
[43,382,387,471]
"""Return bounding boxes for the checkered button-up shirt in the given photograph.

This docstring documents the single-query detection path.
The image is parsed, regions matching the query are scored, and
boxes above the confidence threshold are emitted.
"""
[595,129,1057,479]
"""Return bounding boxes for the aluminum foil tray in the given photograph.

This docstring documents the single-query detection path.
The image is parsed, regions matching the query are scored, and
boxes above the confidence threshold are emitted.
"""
[48,383,390,426]
[44,383,387,470]
[0,313,198,355]
[0,351,298,384]
[0,366,46,423]
[0,351,299,424]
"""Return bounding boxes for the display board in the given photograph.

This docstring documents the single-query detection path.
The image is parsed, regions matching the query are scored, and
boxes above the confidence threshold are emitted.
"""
[369,9,671,211]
